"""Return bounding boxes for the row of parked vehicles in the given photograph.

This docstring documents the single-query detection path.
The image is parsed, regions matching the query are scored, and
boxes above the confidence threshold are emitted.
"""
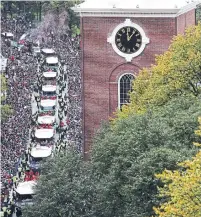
[1,31,61,207]
[15,46,60,207]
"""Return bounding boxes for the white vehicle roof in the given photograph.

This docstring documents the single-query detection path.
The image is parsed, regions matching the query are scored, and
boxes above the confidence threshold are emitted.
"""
[1,32,14,37]
[43,71,57,78]
[0,55,7,71]
[0,182,5,189]
[42,85,57,92]
[35,128,54,139]
[41,48,55,54]
[30,146,52,158]
[16,181,36,195]
[46,56,58,64]
[19,33,27,40]
[41,99,56,107]
[38,115,55,124]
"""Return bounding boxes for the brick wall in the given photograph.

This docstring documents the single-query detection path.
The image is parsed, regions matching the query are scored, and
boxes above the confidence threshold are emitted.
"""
[177,9,196,34]
[82,16,177,155]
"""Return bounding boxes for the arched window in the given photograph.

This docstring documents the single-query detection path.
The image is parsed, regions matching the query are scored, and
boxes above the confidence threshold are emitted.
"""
[118,73,134,109]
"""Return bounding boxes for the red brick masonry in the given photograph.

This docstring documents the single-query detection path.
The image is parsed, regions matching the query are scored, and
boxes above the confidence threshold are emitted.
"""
[81,9,196,155]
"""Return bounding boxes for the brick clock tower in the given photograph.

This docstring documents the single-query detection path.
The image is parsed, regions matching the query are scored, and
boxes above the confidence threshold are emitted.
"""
[73,0,200,157]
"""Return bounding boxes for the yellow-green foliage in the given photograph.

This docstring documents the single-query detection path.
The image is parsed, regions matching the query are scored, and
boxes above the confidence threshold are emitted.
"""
[153,118,201,217]
[116,24,201,120]
[1,74,13,121]
[1,74,8,102]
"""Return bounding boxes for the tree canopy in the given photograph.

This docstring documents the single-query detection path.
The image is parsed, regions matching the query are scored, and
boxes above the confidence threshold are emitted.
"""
[22,149,95,217]
[153,117,201,217]
[1,75,12,121]
[90,96,201,217]
[196,4,201,23]
[42,1,82,29]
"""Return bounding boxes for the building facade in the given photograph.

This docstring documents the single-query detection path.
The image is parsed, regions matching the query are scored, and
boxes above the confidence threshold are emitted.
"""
[73,0,201,157]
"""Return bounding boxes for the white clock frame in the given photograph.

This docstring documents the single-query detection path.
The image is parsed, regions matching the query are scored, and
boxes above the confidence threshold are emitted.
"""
[107,19,150,62]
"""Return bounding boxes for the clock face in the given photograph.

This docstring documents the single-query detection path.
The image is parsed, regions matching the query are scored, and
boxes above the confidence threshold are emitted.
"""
[115,26,142,54]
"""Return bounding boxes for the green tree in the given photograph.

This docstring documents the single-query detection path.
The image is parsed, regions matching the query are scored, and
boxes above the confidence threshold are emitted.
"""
[1,1,38,20]
[90,95,201,217]
[196,4,201,24]
[22,148,95,217]
[116,24,201,120]
[153,117,201,217]
[1,75,12,121]
[42,0,83,29]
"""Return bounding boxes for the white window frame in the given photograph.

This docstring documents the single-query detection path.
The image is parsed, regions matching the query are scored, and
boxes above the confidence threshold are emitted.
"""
[118,73,135,109]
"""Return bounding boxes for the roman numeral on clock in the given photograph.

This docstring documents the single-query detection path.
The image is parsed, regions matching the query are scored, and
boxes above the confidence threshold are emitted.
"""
[121,47,126,52]
[132,30,136,34]
[136,43,140,48]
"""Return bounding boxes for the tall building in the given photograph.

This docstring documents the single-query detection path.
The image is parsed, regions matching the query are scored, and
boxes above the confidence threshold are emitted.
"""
[73,0,201,157]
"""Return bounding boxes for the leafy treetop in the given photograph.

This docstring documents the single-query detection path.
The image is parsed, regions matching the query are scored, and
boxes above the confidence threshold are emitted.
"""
[1,75,12,121]
[153,117,201,217]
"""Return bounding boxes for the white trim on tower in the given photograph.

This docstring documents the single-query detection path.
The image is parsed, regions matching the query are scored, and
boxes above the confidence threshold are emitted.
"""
[72,1,201,17]
[107,19,150,62]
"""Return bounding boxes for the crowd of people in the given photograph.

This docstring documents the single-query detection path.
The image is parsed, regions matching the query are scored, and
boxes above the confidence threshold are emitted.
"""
[1,10,82,217]
[1,15,38,217]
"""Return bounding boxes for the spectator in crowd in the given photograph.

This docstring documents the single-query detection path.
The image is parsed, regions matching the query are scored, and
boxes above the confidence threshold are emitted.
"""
[1,11,82,213]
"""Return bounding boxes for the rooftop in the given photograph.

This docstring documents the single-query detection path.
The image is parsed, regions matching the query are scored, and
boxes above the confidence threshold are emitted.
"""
[73,0,201,17]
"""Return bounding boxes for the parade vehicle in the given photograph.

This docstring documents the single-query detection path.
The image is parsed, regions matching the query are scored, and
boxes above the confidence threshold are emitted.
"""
[43,71,57,85]
[1,32,14,39]
[41,48,56,57]
[5,37,25,50]
[18,33,27,47]
[19,33,27,41]
[1,32,23,50]
[15,181,36,207]
[38,115,56,125]
[0,54,7,72]
[38,110,55,116]
[40,99,56,112]
[29,145,52,171]
[46,56,59,69]
[42,85,57,96]
[43,71,57,78]
[34,128,54,140]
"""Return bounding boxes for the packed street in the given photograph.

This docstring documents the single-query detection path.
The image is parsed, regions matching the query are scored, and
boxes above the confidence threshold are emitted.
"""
[1,13,82,216]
